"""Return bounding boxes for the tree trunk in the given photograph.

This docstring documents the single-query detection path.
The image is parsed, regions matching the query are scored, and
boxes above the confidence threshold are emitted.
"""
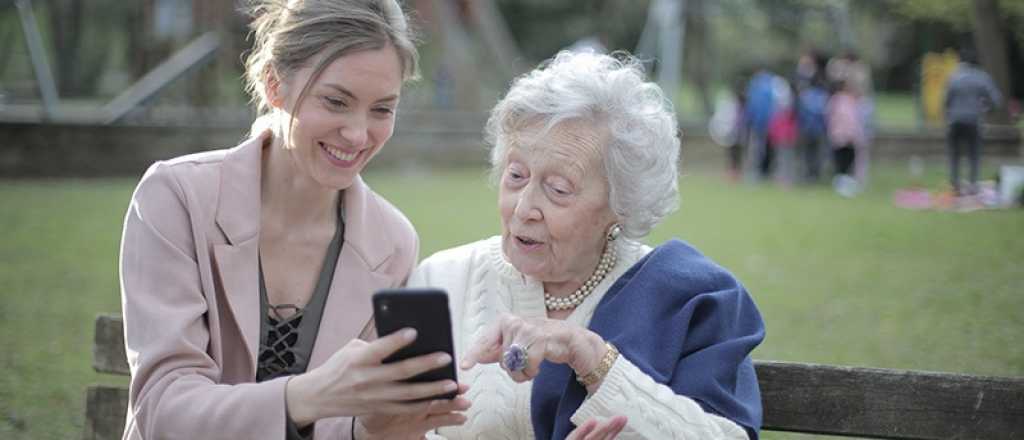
[47,0,82,95]
[685,0,713,120]
[971,0,1011,124]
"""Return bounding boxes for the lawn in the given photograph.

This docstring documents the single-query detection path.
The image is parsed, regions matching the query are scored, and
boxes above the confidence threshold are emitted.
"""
[1,161,1022,439]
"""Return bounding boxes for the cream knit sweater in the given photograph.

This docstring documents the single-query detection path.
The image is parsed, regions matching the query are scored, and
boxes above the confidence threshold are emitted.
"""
[408,237,749,440]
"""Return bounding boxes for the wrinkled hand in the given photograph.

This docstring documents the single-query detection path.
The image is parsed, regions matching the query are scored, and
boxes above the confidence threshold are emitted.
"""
[356,383,472,440]
[460,314,608,383]
[567,416,628,440]
[286,328,464,426]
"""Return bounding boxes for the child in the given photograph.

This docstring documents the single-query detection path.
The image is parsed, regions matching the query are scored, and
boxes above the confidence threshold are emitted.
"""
[827,80,865,196]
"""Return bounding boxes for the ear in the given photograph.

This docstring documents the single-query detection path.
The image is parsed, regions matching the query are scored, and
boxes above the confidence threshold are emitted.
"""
[263,66,286,110]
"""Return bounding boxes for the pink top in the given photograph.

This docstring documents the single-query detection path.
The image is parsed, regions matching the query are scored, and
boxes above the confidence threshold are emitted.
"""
[768,108,798,148]
[827,92,865,149]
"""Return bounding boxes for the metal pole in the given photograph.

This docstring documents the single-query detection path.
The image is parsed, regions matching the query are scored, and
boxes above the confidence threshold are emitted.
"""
[15,0,59,119]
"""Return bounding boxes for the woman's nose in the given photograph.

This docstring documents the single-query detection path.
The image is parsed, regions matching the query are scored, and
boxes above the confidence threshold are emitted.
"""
[513,185,543,221]
[339,115,368,148]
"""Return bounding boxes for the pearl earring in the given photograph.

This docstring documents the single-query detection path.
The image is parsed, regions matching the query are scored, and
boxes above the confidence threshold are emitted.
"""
[606,223,622,242]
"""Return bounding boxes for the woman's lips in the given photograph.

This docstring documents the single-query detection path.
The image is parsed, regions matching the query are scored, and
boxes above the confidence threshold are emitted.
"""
[514,235,545,251]
[320,142,362,167]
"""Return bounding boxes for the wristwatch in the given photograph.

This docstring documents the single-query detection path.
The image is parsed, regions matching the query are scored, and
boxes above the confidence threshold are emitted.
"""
[576,341,619,387]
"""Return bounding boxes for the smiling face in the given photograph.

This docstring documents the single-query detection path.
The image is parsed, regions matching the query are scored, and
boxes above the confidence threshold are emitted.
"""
[498,120,619,286]
[269,46,402,190]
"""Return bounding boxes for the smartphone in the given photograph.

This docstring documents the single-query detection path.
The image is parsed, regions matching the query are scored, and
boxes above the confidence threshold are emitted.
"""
[372,288,457,400]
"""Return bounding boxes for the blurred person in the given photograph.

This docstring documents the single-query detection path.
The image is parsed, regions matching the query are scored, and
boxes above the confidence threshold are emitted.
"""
[709,78,748,182]
[827,49,871,99]
[796,74,830,182]
[944,47,1003,195]
[768,81,798,187]
[827,80,866,197]
[795,47,826,91]
[745,67,778,181]
[400,51,766,439]
[118,1,473,439]
[827,50,874,184]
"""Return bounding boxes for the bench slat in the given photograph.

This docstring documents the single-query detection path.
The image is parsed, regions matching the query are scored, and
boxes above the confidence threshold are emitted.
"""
[93,315,129,376]
[758,360,1024,439]
[92,314,1024,439]
[83,385,129,440]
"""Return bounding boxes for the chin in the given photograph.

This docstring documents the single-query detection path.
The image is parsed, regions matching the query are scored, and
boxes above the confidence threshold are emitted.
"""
[315,168,358,191]
[505,250,546,278]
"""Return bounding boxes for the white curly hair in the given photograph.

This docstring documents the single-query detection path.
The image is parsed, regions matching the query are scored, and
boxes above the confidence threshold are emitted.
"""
[485,50,681,239]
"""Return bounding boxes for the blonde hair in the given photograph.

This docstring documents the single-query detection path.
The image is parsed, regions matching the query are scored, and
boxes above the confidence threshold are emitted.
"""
[242,0,419,135]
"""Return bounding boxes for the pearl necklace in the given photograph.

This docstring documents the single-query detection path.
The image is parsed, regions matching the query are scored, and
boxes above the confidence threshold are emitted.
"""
[544,244,617,311]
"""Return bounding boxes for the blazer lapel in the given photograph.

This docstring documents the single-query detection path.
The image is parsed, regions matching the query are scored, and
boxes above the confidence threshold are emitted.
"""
[308,248,391,367]
[211,131,269,375]
[309,176,396,367]
[212,239,260,375]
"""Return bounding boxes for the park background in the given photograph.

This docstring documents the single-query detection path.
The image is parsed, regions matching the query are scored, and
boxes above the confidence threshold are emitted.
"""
[1,0,1022,438]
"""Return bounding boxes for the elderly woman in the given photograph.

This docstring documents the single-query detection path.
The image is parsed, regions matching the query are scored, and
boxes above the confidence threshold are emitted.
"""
[405,51,766,439]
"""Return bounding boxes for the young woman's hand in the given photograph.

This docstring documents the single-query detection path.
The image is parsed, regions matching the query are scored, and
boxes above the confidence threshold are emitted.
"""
[355,383,471,440]
[286,328,463,426]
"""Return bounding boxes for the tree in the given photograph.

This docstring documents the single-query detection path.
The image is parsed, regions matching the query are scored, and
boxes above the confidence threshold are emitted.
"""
[971,0,1012,123]
[889,0,1020,122]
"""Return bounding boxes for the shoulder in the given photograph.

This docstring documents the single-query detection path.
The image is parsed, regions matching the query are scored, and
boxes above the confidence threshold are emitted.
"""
[411,236,501,285]
[362,184,418,245]
[632,239,746,300]
[419,236,499,272]
[130,148,232,218]
[348,181,420,274]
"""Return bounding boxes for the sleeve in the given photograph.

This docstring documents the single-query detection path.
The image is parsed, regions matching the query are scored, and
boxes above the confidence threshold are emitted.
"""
[570,356,750,440]
[120,162,291,439]
[944,79,955,111]
[983,73,1003,109]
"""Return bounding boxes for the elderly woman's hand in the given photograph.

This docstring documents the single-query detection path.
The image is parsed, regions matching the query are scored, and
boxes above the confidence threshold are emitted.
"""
[460,314,609,386]
[286,328,464,426]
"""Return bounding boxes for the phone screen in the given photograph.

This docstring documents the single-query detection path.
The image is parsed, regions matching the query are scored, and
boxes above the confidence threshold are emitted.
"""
[373,288,457,400]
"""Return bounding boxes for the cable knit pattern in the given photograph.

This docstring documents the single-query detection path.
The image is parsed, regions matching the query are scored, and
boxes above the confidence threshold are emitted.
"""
[571,356,750,439]
[411,236,748,439]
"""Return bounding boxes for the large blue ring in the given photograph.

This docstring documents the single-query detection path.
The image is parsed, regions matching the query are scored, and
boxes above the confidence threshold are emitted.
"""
[502,343,529,373]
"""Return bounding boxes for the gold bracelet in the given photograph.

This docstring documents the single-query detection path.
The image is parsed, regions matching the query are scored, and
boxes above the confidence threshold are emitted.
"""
[576,342,619,387]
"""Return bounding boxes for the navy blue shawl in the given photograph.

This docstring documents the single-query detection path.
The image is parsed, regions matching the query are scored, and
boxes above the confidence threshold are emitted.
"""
[530,239,765,440]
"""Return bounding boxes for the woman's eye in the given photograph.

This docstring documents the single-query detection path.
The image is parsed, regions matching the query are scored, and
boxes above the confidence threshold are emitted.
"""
[324,97,346,108]
[373,107,395,115]
[505,169,526,184]
[551,186,570,196]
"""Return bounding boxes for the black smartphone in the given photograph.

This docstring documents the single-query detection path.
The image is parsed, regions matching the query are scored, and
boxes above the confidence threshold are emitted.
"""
[372,288,457,400]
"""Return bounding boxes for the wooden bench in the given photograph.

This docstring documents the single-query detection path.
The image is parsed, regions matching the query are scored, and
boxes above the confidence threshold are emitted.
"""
[85,314,1024,439]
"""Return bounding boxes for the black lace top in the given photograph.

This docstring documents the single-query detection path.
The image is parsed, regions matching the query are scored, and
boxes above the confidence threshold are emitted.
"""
[256,197,345,439]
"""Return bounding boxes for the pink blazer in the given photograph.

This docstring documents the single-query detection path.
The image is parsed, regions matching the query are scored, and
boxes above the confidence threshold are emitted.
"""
[119,132,418,439]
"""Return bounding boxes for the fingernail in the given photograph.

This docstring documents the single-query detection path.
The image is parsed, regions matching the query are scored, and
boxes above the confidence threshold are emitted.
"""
[460,359,472,369]
[445,381,458,392]
[437,353,452,365]
[402,328,417,341]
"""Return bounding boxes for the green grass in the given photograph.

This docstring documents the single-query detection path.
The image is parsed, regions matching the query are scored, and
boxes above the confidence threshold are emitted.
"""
[1,161,1022,439]
[873,92,920,130]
